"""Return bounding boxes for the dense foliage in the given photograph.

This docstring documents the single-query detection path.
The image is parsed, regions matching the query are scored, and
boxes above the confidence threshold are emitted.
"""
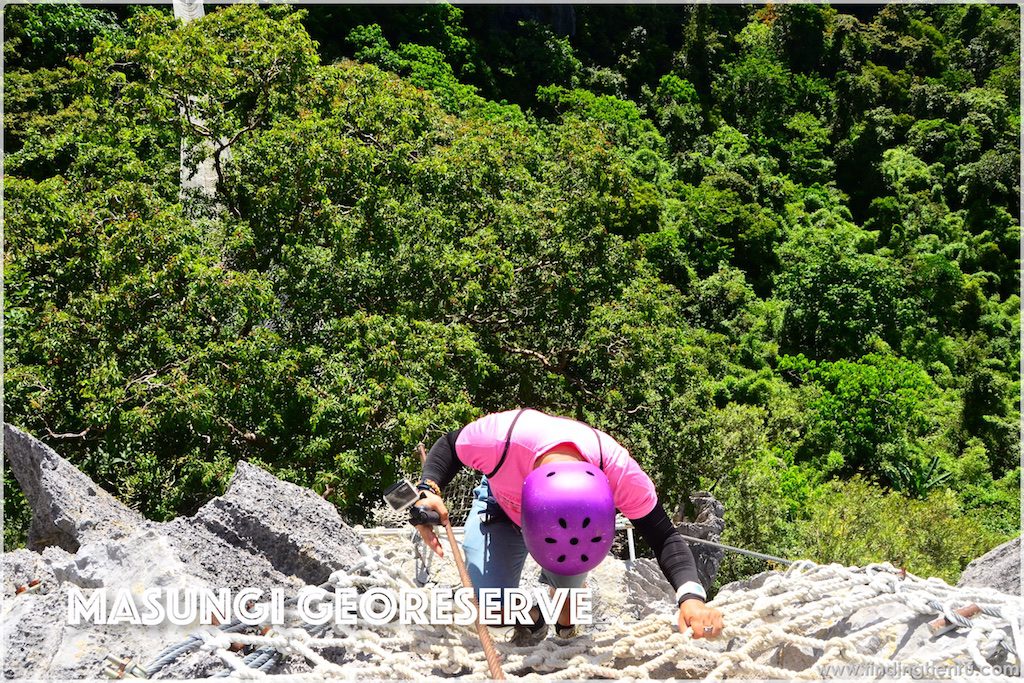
[4,3,1019,589]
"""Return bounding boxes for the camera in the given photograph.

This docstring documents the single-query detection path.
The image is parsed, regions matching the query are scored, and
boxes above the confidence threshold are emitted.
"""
[382,479,421,512]
[383,479,442,527]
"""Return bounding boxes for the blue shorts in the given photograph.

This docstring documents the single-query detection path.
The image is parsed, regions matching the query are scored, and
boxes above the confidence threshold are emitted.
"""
[461,475,588,601]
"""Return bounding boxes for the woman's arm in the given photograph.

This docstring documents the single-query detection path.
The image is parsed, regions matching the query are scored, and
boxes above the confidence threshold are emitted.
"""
[630,501,723,638]
[629,502,707,604]
[411,427,466,558]
[420,427,465,492]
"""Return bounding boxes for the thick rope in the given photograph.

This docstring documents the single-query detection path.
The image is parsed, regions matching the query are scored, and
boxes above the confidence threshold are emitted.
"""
[442,517,506,679]
[132,540,1023,681]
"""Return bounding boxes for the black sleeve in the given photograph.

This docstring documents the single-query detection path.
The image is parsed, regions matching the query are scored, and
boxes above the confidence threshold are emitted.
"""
[420,427,465,493]
[630,501,706,604]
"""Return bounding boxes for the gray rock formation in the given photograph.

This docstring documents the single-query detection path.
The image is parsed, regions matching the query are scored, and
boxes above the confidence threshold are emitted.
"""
[3,423,145,552]
[674,490,726,595]
[184,461,362,586]
[956,535,1021,596]
[621,558,677,619]
[2,422,361,680]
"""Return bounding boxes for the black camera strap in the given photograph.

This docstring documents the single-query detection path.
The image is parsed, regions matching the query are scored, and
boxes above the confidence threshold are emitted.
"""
[485,408,605,477]
[485,408,528,478]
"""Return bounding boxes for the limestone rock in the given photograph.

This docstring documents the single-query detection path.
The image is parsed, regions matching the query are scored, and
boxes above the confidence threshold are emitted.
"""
[3,585,68,679]
[4,422,145,552]
[622,558,676,619]
[674,490,726,594]
[715,568,777,595]
[160,516,305,596]
[187,461,362,586]
[956,535,1021,596]
[1,425,363,680]
[2,546,69,601]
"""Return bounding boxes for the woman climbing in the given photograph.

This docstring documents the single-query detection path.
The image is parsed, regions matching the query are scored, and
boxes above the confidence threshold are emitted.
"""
[411,407,725,646]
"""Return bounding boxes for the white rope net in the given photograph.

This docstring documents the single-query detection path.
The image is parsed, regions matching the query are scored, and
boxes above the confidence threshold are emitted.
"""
[139,535,1023,681]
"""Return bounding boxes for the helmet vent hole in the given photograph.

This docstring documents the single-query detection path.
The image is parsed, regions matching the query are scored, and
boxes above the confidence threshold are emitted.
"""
[586,470,595,476]
[591,536,602,543]
[545,537,557,544]
[557,555,566,563]
[546,471,556,477]
[580,554,589,563]
[558,518,567,529]
[570,538,579,545]
[582,517,591,528]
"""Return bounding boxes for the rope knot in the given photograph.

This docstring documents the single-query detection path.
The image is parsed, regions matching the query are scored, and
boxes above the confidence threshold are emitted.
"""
[752,596,778,617]
[717,651,747,667]
[981,628,1008,654]
[196,629,233,653]
[283,626,310,644]
[869,574,898,594]
[824,636,850,657]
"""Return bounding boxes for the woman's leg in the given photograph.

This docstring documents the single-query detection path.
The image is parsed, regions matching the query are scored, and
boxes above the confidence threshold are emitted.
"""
[461,476,529,603]
[538,568,589,628]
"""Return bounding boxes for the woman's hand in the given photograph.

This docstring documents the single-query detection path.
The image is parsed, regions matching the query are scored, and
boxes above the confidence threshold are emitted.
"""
[412,491,449,558]
[678,599,724,639]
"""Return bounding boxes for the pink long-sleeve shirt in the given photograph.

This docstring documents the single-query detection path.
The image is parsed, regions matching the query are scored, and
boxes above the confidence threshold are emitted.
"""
[455,408,659,526]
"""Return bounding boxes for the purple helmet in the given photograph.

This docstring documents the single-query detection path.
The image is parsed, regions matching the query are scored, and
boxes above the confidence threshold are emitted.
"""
[521,460,615,575]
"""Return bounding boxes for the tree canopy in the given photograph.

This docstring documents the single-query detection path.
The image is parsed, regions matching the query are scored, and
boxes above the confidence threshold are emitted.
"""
[4,3,1019,588]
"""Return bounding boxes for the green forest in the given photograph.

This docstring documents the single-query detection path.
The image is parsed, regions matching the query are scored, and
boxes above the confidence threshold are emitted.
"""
[3,3,1020,591]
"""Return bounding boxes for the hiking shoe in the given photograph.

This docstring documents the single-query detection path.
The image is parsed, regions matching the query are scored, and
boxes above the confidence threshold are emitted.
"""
[554,623,581,640]
[508,615,548,647]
